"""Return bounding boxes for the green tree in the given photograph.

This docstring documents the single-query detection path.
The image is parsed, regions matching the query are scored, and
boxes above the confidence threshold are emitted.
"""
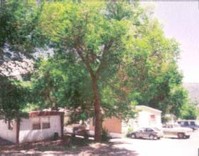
[35,0,143,141]
[0,0,44,120]
[0,0,44,58]
[31,53,93,119]
[0,0,188,142]
[124,17,187,118]
[33,0,187,141]
[0,75,28,120]
[180,102,198,120]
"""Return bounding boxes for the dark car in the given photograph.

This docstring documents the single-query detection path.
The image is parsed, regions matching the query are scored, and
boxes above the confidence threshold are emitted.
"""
[128,127,163,140]
[177,120,199,131]
[72,124,89,139]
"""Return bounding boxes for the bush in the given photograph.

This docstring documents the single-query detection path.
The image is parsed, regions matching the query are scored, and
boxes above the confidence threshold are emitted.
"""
[126,127,133,137]
[101,128,110,142]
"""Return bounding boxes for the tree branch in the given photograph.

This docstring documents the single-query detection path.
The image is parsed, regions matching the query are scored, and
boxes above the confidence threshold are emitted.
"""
[74,45,95,78]
[96,40,114,77]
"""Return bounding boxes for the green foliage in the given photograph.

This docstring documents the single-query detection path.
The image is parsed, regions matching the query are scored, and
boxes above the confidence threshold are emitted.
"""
[0,0,190,137]
[30,54,97,124]
[30,53,93,119]
[31,1,142,141]
[0,75,28,119]
[122,16,186,118]
[0,0,46,119]
[180,103,198,120]
[101,128,110,142]
[30,0,187,120]
[32,1,140,118]
[126,127,134,137]
[0,0,45,54]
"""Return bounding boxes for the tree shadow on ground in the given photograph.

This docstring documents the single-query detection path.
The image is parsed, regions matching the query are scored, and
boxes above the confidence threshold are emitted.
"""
[0,137,139,156]
[0,137,13,146]
[86,143,139,156]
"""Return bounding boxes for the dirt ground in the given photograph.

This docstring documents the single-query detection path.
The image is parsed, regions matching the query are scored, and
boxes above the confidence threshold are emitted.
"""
[2,132,199,156]
[0,136,138,156]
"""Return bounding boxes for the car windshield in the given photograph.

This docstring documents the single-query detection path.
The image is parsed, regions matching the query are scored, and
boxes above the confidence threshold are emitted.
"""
[137,128,145,131]
[173,124,180,127]
[163,124,180,128]
[190,121,196,126]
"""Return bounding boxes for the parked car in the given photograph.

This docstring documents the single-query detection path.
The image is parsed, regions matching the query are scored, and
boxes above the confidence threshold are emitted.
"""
[67,124,89,139]
[163,123,193,139]
[177,120,199,131]
[128,127,163,140]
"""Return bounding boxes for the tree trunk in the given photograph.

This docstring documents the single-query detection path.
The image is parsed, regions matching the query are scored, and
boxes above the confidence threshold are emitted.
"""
[91,76,102,142]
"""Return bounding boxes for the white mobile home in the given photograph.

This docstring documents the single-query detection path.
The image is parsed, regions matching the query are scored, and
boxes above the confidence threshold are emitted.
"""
[89,105,162,135]
[0,111,64,144]
[134,105,162,128]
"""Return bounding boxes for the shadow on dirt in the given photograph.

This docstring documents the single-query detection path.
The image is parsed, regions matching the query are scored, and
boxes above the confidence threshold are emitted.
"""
[0,137,13,146]
[0,136,138,156]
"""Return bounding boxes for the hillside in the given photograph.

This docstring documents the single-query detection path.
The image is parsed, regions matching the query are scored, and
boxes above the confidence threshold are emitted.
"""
[183,83,199,104]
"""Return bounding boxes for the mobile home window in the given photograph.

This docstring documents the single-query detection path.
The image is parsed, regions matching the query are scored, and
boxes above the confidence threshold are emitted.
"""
[42,117,50,129]
[42,122,50,129]
[190,121,196,126]
[32,123,41,130]
[32,117,41,130]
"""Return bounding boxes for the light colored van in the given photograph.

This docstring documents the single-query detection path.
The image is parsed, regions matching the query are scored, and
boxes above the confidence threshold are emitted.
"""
[163,124,193,139]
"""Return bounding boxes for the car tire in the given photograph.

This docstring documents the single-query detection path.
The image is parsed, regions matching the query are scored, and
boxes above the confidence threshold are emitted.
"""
[149,135,155,140]
[153,136,158,140]
[131,134,136,139]
[177,133,185,139]
[185,135,190,139]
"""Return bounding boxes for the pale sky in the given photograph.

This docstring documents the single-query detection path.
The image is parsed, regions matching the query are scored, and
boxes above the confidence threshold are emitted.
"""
[143,2,199,83]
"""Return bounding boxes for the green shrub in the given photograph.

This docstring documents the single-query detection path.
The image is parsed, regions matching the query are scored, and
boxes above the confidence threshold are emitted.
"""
[126,127,133,137]
[101,128,110,142]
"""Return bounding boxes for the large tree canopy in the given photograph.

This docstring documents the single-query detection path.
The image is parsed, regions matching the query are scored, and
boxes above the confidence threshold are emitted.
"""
[0,0,42,120]
[0,0,193,142]
[31,1,188,141]
[31,1,142,141]
[0,0,45,59]
[0,75,29,120]
[125,19,186,116]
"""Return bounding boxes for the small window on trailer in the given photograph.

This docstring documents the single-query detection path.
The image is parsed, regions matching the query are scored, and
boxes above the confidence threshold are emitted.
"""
[32,117,41,130]
[42,117,50,129]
